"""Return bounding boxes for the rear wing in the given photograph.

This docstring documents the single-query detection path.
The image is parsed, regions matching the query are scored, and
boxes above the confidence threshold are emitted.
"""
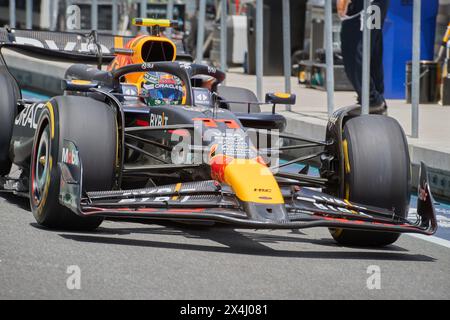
[0,28,187,56]
[0,28,190,96]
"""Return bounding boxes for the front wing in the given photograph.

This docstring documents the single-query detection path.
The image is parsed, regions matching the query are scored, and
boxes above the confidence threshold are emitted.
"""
[59,141,437,235]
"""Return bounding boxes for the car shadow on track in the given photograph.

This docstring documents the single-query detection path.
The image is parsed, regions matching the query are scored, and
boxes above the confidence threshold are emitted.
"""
[6,185,435,263]
[49,222,434,262]
[0,192,30,211]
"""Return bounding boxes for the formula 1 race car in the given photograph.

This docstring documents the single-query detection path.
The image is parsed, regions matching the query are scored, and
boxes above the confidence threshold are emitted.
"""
[0,19,437,247]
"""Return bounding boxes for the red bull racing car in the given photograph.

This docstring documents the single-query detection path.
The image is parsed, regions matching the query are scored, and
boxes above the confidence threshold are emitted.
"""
[0,19,437,247]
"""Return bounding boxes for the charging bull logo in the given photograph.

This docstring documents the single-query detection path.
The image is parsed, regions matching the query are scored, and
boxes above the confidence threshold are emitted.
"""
[207,139,283,205]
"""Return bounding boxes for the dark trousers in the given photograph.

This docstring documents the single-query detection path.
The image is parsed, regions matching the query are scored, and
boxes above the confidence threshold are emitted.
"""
[341,0,389,106]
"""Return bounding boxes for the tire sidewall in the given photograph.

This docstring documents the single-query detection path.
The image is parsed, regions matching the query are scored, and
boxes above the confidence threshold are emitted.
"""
[30,97,117,230]
[30,107,57,224]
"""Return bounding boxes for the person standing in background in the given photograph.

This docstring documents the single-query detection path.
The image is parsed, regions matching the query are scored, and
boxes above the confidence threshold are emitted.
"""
[337,0,390,114]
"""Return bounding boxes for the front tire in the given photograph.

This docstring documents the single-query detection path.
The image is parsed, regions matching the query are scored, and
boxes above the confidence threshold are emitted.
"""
[30,96,117,231]
[330,115,411,247]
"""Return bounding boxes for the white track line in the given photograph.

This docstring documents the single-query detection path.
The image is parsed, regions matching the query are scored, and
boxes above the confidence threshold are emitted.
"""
[407,209,450,248]
[407,234,450,249]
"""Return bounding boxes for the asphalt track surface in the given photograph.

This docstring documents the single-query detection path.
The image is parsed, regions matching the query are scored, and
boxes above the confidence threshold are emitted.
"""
[1,91,449,300]
[1,192,449,300]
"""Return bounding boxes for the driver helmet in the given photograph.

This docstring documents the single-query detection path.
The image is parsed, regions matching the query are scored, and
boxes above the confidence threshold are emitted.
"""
[141,72,184,106]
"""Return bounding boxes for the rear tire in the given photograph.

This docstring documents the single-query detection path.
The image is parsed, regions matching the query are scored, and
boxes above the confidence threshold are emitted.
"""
[0,67,19,176]
[330,115,411,247]
[30,96,117,231]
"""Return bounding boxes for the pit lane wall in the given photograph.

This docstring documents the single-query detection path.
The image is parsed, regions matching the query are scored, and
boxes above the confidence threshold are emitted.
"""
[5,54,450,201]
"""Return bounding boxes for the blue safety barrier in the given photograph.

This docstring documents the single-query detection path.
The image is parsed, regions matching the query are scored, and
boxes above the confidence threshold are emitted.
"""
[383,0,439,99]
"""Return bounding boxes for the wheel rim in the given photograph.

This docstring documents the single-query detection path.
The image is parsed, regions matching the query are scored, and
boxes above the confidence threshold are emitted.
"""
[33,127,50,206]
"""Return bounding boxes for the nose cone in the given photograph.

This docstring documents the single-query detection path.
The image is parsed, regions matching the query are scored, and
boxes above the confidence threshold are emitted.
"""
[224,158,284,205]
[210,156,284,205]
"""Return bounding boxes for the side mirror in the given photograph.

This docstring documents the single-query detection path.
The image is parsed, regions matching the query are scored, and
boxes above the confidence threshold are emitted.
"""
[265,93,296,105]
[62,79,99,92]
[265,93,296,113]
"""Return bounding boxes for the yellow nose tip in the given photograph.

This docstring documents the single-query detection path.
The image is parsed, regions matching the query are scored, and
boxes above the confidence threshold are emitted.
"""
[223,158,284,205]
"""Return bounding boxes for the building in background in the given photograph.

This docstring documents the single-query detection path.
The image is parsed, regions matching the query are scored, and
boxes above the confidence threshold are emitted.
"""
[1,0,450,58]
